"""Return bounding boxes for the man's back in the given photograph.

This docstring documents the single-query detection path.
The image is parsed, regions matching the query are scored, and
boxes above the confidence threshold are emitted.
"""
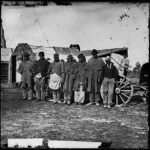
[86,57,104,71]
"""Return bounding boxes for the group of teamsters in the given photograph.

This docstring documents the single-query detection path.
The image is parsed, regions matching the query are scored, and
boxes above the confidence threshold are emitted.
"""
[18,49,119,108]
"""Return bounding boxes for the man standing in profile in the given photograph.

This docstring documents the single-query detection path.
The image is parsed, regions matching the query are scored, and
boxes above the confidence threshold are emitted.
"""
[32,52,50,101]
[85,49,105,106]
[48,53,65,103]
[17,52,34,100]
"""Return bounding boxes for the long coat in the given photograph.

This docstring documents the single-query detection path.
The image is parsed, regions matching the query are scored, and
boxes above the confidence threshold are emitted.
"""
[18,60,34,89]
[73,61,87,91]
[63,61,76,93]
[85,57,104,93]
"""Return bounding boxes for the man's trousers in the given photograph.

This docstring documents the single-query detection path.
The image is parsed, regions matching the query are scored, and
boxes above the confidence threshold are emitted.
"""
[34,77,46,100]
[101,77,115,105]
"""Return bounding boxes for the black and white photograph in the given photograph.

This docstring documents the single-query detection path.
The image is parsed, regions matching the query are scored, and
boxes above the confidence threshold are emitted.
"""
[1,1,149,149]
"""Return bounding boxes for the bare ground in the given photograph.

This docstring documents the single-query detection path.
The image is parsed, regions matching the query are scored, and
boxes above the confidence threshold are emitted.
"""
[1,83,148,149]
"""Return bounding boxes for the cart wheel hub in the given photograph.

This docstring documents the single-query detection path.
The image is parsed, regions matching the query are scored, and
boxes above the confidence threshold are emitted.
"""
[115,88,120,94]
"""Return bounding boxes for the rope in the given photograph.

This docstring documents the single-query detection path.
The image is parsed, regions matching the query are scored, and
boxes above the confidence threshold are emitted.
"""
[110,56,125,68]
[110,56,131,68]
[32,8,51,48]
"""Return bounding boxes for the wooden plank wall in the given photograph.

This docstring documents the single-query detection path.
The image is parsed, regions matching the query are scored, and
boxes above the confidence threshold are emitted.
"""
[1,61,9,82]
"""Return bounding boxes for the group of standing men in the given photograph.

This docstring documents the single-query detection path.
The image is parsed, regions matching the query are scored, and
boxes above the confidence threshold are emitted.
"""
[18,49,119,108]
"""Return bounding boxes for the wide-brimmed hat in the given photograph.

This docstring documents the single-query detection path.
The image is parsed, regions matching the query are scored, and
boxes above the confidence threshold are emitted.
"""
[39,52,44,56]
[91,49,98,55]
[67,54,73,60]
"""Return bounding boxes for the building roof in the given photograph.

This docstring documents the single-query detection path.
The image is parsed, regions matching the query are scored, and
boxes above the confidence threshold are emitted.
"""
[12,44,80,57]
[81,47,128,57]
[53,47,80,55]
[12,43,127,61]
[12,43,34,56]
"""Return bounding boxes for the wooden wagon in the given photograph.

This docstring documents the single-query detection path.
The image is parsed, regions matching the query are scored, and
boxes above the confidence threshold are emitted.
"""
[97,47,149,107]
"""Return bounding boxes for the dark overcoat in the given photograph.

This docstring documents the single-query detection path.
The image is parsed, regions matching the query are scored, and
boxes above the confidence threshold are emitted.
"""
[85,57,104,93]
[73,61,87,91]
[63,61,76,93]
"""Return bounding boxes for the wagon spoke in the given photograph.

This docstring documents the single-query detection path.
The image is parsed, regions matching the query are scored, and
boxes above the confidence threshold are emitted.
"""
[121,92,130,99]
[120,83,129,89]
[115,80,133,107]
[118,80,124,87]
[119,94,125,103]
[116,94,118,106]
[120,90,132,92]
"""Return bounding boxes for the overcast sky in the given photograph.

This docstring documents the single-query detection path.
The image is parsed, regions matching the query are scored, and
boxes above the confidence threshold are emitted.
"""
[1,2,149,67]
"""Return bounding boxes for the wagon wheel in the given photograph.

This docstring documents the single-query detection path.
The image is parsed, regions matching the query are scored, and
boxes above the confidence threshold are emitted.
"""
[115,78,134,107]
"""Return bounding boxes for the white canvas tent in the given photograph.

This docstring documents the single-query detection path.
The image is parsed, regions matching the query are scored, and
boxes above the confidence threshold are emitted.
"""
[11,43,80,83]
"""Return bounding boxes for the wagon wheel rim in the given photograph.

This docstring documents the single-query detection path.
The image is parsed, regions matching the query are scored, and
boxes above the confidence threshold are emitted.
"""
[115,80,134,107]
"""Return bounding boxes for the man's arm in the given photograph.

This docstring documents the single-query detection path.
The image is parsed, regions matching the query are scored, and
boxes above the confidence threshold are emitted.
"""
[31,61,38,77]
[60,62,65,84]
[114,65,119,81]
[47,63,53,78]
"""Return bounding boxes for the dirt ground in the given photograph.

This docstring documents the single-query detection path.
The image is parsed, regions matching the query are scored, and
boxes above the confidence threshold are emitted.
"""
[1,83,148,149]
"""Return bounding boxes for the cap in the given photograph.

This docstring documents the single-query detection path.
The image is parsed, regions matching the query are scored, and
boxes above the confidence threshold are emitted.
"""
[39,52,44,56]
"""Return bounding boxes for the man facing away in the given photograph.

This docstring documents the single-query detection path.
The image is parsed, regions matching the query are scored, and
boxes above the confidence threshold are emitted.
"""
[73,53,87,105]
[32,52,50,101]
[85,49,105,106]
[48,53,65,103]
[101,56,118,108]
[17,52,34,100]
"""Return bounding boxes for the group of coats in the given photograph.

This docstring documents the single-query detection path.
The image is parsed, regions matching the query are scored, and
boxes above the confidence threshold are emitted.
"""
[18,49,119,107]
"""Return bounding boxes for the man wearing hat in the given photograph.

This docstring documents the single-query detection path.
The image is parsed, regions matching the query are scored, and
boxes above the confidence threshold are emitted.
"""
[48,53,65,103]
[63,54,76,105]
[85,49,105,106]
[73,53,87,105]
[133,62,141,78]
[17,52,34,100]
[32,51,50,101]
[101,56,118,108]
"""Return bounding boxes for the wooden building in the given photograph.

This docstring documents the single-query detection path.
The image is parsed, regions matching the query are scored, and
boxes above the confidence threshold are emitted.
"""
[1,48,13,83]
